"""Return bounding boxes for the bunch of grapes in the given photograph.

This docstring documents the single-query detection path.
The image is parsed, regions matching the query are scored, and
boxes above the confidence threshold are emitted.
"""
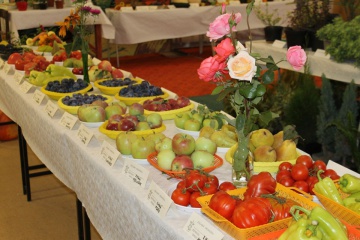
[98,78,137,87]
[45,79,88,93]
[61,93,107,106]
[119,81,163,97]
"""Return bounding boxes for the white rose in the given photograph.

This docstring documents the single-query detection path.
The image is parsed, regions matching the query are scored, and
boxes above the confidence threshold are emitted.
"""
[227,51,257,81]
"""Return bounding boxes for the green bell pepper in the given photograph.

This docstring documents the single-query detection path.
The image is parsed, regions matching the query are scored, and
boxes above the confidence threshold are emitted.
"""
[290,206,348,240]
[339,173,360,194]
[314,170,344,205]
[45,64,76,79]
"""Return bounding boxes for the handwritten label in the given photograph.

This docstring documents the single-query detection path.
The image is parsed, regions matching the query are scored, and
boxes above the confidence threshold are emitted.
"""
[3,62,12,74]
[121,158,149,188]
[183,213,224,240]
[272,40,287,49]
[14,71,25,84]
[100,140,120,167]
[0,58,5,68]
[59,111,78,130]
[33,89,46,105]
[20,81,33,93]
[121,6,133,11]
[44,100,58,118]
[136,6,149,11]
[146,181,172,218]
[314,49,331,59]
[77,124,93,146]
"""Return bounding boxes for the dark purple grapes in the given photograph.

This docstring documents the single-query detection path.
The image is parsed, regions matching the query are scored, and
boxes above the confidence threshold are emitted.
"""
[45,79,89,93]
[61,93,107,106]
[119,81,163,97]
[98,78,137,87]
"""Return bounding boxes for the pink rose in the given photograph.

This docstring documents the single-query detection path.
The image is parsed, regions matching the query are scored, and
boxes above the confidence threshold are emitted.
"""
[286,46,307,71]
[227,51,257,81]
[197,56,227,82]
[206,13,242,41]
[213,38,235,61]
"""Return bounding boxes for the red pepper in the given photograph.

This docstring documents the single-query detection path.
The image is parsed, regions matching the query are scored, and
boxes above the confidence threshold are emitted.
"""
[243,172,277,200]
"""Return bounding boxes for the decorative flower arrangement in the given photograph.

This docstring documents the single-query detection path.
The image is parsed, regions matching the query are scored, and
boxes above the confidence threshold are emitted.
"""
[56,0,101,83]
[197,1,307,187]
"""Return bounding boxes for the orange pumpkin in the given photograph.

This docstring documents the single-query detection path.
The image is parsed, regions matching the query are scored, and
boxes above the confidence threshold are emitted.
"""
[0,110,18,141]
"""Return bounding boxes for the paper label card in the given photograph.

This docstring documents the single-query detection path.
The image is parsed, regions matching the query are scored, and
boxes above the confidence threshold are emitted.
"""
[100,140,120,167]
[0,58,5,68]
[314,49,331,59]
[33,89,46,105]
[59,111,78,130]
[20,81,32,93]
[272,40,287,49]
[136,6,149,11]
[14,71,24,84]
[121,158,149,188]
[121,6,133,11]
[44,100,58,118]
[183,213,224,240]
[77,124,93,146]
[146,181,172,218]
[3,62,12,74]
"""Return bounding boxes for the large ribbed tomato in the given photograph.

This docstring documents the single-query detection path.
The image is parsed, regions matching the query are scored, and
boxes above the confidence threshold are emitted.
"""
[208,191,237,220]
[262,194,298,221]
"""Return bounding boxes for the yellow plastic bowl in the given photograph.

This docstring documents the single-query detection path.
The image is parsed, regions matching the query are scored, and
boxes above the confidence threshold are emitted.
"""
[99,121,166,139]
[57,94,113,114]
[225,144,300,173]
[94,78,142,95]
[41,83,92,101]
[115,89,170,106]
[142,102,194,120]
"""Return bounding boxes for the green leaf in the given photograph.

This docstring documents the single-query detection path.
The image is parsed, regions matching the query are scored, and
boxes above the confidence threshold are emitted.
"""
[211,85,224,95]
[251,96,262,105]
[262,70,274,84]
[259,110,279,126]
[235,114,246,132]
[246,0,255,15]
[255,84,266,97]
[259,57,275,64]
[216,87,236,101]
[238,83,258,99]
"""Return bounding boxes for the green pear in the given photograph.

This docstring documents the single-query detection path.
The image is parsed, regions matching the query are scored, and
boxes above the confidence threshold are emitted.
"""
[199,126,215,139]
[250,129,274,148]
[272,130,284,150]
[220,124,238,141]
[253,145,277,162]
[210,131,237,148]
[276,139,298,162]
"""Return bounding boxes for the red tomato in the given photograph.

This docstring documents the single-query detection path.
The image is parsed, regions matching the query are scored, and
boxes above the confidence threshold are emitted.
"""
[207,175,219,189]
[278,176,295,187]
[208,191,237,220]
[7,53,22,64]
[265,195,298,221]
[291,163,309,181]
[306,176,319,195]
[171,188,191,206]
[278,162,293,171]
[321,169,340,180]
[189,192,202,208]
[72,67,84,75]
[176,180,186,190]
[311,160,327,173]
[218,181,236,191]
[296,155,313,169]
[201,182,218,195]
[70,51,82,60]
[293,180,309,193]
[185,171,206,192]
[15,59,26,71]
[276,169,292,183]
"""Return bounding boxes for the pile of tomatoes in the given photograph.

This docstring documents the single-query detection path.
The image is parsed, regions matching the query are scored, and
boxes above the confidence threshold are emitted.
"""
[276,155,340,194]
[170,169,236,208]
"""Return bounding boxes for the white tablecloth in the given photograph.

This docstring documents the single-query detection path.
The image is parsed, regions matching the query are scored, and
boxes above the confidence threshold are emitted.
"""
[106,1,295,44]
[248,40,360,84]
[0,69,236,239]
[9,6,115,41]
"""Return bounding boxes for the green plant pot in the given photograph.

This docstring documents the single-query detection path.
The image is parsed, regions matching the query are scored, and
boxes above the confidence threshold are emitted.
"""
[284,27,308,49]
[33,2,48,9]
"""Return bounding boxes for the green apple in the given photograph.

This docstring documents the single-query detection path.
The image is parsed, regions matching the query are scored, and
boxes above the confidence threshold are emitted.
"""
[116,131,138,155]
[135,121,151,131]
[131,137,155,159]
[146,113,162,128]
[146,132,166,145]
[192,112,204,124]
[172,133,196,155]
[174,112,191,129]
[105,102,126,120]
[195,137,217,155]
[184,119,201,131]
[155,137,172,152]
[157,149,176,170]
[77,104,106,122]
[191,150,215,169]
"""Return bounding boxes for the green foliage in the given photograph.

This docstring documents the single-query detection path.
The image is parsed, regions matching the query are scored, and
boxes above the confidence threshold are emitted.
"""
[317,16,360,68]
[336,0,360,21]
[253,2,283,26]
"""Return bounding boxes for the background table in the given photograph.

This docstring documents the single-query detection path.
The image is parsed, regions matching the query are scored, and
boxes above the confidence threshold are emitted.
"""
[249,40,360,84]
[0,69,236,239]
[106,1,295,45]
[9,5,115,58]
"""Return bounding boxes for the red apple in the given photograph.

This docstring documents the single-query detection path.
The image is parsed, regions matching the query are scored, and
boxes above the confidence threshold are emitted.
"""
[91,100,108,109]
[108,114,123,122]
[118,118,136,131]
[98,60,112,72]
[111,68,124,78]
[105,102,126,120]
[171,155,194,172]
[129,103,144,116]
[106,120,120,130]
[172,133,196,156]
[176,96,191,108]
[125,115,139,126]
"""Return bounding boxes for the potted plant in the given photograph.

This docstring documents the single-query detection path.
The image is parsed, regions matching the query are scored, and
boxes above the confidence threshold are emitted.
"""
[33,0,48,9]
[286,0,331,51]
[16,0,28,11]
[253,2,285,42]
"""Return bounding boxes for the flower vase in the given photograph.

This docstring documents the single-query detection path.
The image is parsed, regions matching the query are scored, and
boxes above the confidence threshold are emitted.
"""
[231,133,253,188]
[81,52,90,84]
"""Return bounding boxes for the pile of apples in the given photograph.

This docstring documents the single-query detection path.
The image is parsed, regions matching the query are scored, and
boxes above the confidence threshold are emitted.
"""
[142,96,191,111]
[156,133,217,172]
[174,105,225,132]
[78,100,127,123]
[89,60,124,81]
[7,51,50,76]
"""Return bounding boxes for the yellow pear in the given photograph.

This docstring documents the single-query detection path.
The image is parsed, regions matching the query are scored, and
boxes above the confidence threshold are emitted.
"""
[253,145,277,162]
[276,139,298,162]
[250,129,274,148]
[272,130,284,150]
[220,124,238,141]
[199,126,216,139]
[210,131,237,148]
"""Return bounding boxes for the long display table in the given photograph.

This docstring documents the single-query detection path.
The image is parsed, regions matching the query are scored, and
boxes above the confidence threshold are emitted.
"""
[0,68,235,239]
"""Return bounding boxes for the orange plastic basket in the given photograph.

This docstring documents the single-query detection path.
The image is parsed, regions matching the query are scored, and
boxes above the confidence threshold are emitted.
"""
[197,184,320,239]
[248,221,360,240]
[147,152,223,179]
[313,183,360,226]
